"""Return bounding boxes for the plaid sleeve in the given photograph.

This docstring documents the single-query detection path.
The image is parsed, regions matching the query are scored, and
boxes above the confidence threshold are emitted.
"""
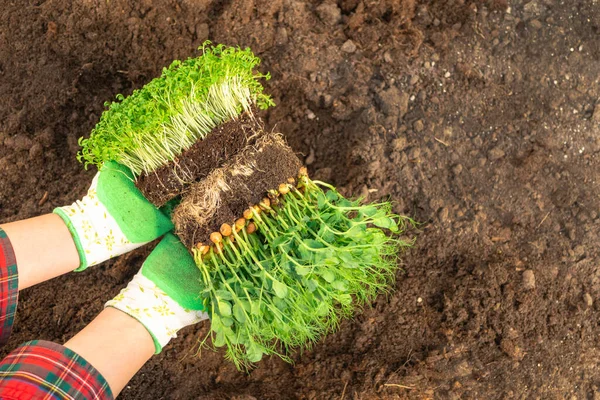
[0,227,18,345]
[0,340,113,400]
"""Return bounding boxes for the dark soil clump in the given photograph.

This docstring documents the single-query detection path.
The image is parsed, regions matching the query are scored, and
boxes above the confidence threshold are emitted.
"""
[136,111,263,207]
[174,134,302,248]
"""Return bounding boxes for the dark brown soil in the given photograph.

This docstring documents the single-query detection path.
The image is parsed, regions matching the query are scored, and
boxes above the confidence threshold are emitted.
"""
[174,135,302,248]
[2,0,600,399]
[136,111,263,207]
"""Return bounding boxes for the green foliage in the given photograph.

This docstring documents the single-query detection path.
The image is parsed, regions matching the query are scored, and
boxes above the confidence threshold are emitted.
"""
[193,177,413,369]
[78,42,274,176]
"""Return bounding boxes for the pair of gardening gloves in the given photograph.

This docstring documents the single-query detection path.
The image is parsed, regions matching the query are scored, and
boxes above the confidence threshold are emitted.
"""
[53,162,206,353]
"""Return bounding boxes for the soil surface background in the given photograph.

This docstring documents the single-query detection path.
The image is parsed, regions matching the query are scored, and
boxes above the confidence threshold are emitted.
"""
[1,0,600,399]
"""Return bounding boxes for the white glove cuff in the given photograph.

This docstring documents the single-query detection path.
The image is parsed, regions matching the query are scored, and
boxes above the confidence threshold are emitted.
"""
[54,172,144,270]
[105,272,208,353]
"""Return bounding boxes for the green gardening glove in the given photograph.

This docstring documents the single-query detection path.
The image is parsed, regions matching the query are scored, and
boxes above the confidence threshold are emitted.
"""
[105,233,208,353]
[53,161,173,271]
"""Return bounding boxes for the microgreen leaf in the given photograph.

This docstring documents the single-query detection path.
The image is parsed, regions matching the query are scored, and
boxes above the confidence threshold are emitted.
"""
[305,279,319,292]
[233,303,246,323]
[326,190,340,202]
[247,344,264,363]
[373,216,398,231]
[218,300,232,317]
[195,176,412,370]
[320,270,336,283]
[215,290,233,300]
[272,280,288,299]
[214,331,226,347]
[304,239,325,249]
[295,265,311,276]
[338,294,352,306]
[359,205,378,218]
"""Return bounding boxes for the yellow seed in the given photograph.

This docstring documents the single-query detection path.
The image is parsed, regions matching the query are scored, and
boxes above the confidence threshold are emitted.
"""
[287,177,296,185]
[252,205,262,215]
[243,208,253,220]
[235,218,246,229]
[246,222,257,234]
[278,183,290,195]
[195,243,210,256]
[220,223,232,237]
[210,232,223,244]
[299,167,308,176]
[260,197,270,209]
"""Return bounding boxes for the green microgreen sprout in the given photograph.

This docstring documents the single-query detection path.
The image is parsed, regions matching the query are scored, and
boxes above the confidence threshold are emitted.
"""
[193,172,412,370]
[77,42,274,176]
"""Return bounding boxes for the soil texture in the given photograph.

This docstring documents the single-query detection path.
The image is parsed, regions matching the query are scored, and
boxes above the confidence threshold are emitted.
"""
[1,0,600,399]
[174,134,302,248]
[136,111,264,207]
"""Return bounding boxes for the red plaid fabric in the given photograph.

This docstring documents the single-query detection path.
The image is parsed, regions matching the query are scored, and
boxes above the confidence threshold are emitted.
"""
[0,227,18,345]
[0,340,113,399]
[0,228,112,399]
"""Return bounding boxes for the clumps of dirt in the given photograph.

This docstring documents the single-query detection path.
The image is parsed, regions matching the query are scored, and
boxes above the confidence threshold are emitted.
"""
[173,133,302,248]
[135,111,263,207]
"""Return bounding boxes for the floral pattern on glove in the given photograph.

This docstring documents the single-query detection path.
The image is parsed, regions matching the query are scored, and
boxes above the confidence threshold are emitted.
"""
[105,272,208,353]
[55,172,145,269]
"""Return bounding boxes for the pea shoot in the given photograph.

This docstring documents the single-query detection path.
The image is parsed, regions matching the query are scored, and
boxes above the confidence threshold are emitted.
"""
[191,171,411,369]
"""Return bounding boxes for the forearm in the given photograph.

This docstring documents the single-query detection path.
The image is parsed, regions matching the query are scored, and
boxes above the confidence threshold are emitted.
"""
[64,307,155,396]
[0,214,79,290]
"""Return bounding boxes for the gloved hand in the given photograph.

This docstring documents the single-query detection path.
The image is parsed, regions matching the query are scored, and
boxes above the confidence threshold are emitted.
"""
[105,233,208,353]
[53,161,173,271]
